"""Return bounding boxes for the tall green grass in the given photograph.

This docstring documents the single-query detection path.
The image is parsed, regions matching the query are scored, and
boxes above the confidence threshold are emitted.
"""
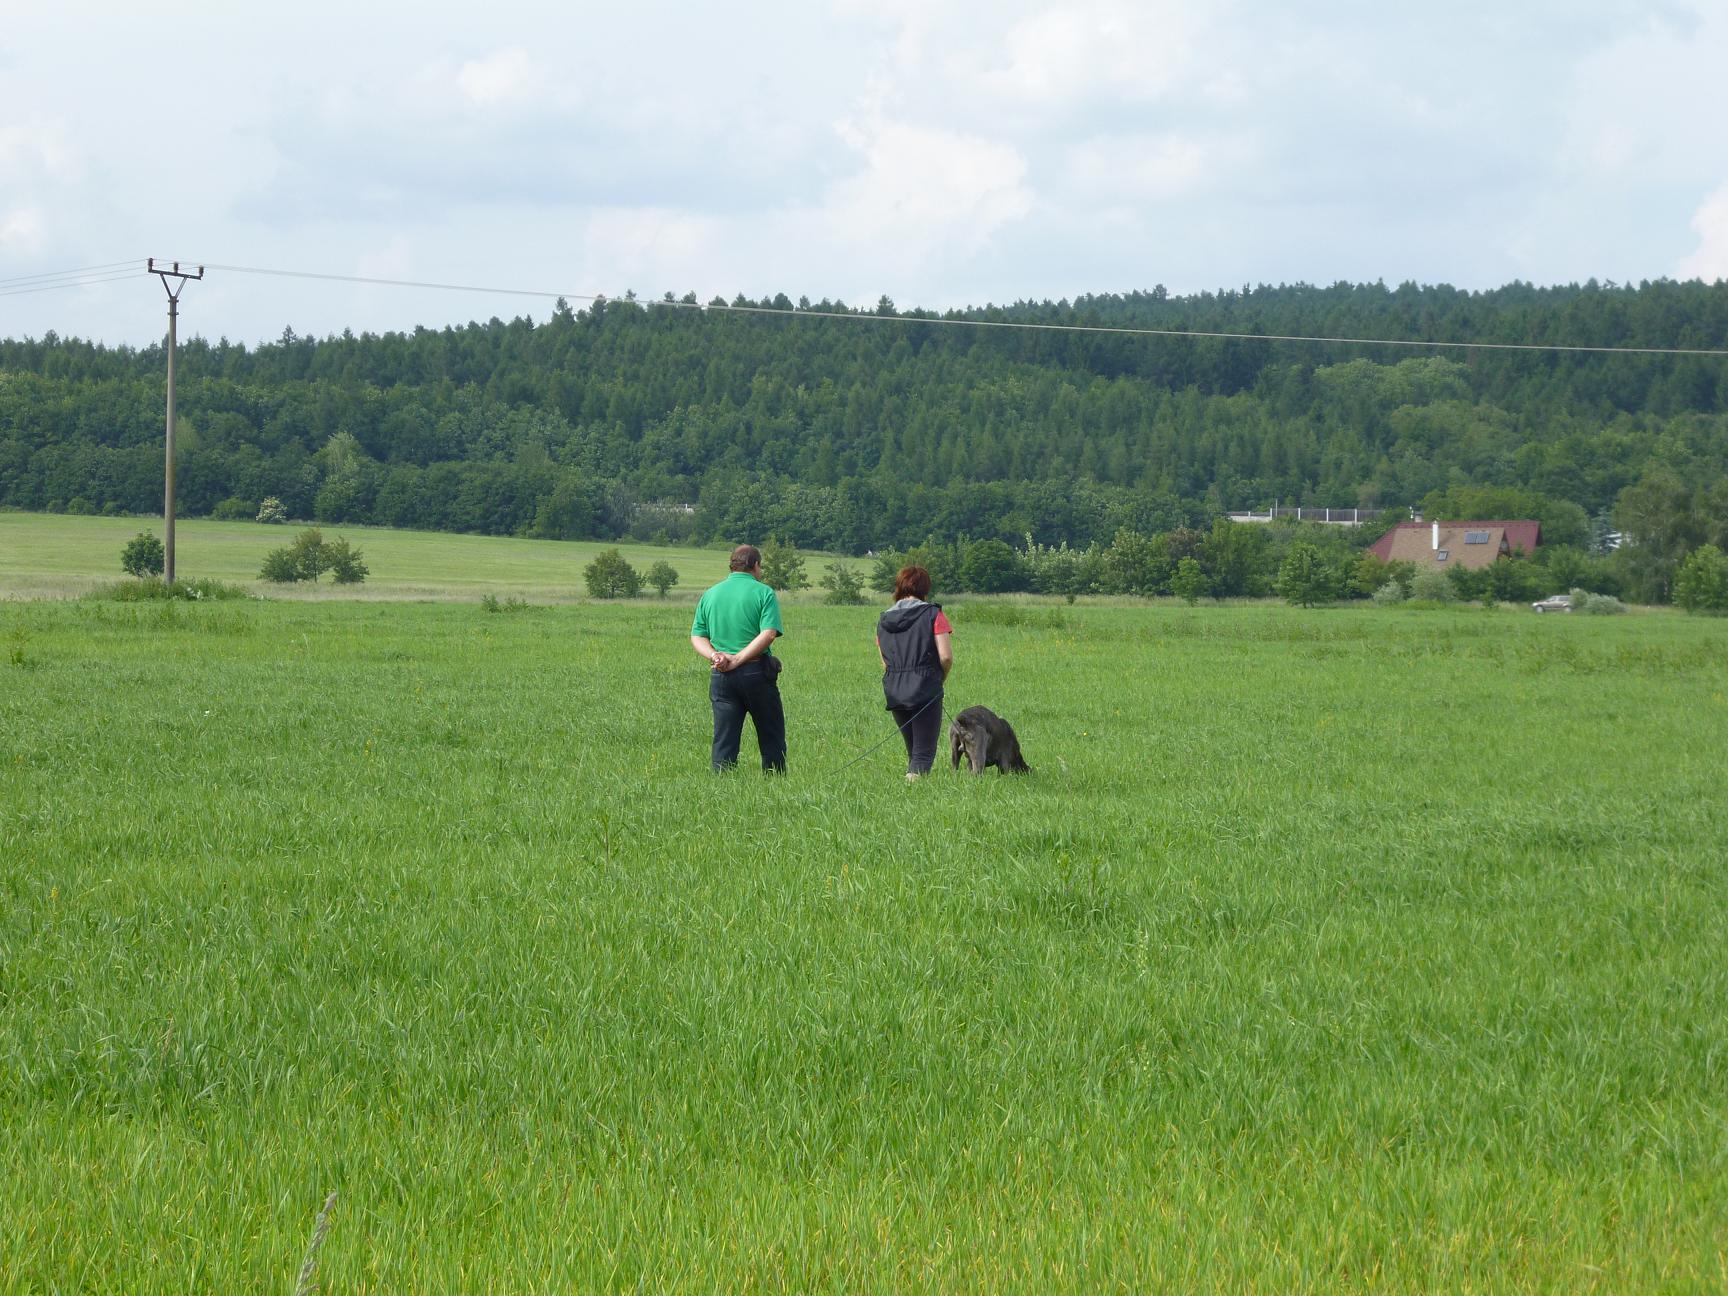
[2,597,1725,1292]
[0,510,740,600]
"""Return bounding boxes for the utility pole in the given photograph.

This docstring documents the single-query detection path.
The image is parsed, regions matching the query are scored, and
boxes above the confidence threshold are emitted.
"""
[148,259,204,584]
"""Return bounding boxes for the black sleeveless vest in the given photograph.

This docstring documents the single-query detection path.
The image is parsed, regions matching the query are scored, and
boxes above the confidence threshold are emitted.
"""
[877,601,944,711]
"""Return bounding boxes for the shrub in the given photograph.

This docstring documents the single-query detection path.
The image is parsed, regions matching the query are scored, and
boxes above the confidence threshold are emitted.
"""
[1371,578,1408,606]
[260,528,366,584]
[480,594,530,613]
[1571,588,1627,615]
[87,577,251,602]
[820,561,867,605]
[259,548,300,583]
[1171,557,1209,605]
[759,537,808,592]
[1674,545,1728,614]
[1101,528,1168,596]
[584,548,642,598]
[121,531,165,579]
[325,537,369,584]
[1275,540,1339,607]
[646,560,680,597]
[1408,568,1454,602]
[1024,536,1101,601]
[959,539,1025,593]
[256,497,287,524]
[211,496,255,521]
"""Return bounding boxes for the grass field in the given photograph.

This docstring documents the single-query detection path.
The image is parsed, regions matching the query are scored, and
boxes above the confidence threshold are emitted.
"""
[3,522,1728,1291]
[0,510,738,600]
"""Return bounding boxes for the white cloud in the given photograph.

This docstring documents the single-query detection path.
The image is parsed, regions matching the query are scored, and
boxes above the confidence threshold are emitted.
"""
[0,120,78,180]
[581,207,721,287]
[1677,182,1728,282]
[973,0,1205,110]
[455,49,542,108]
[0,207,45,252]
[1066,131,1253,202]
[816,118,1032,259]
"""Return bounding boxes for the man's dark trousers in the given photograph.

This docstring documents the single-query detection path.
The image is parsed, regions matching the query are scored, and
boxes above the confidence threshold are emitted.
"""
[709,659,786,772]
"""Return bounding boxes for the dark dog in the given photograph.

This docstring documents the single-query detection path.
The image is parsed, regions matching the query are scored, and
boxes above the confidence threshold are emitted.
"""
[949,706,1031,775]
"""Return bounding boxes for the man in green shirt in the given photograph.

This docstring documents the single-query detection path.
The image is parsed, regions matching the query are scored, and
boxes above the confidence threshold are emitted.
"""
[690,544,786,772]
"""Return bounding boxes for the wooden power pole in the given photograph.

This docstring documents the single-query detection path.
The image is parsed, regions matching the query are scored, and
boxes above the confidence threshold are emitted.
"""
[148,259,204,584]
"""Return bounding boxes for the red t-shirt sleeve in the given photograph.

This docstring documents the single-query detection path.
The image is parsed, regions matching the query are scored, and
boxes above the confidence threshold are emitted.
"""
[933,610,952,635]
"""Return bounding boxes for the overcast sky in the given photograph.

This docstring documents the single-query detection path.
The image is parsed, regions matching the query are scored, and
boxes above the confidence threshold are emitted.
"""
[4,0,1727,347]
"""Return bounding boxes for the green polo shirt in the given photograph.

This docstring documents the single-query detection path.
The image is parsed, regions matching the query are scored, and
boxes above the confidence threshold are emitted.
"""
[691,572,784,655]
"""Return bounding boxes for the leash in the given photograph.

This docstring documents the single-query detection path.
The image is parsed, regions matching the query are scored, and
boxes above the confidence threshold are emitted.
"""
[822,693,942,778]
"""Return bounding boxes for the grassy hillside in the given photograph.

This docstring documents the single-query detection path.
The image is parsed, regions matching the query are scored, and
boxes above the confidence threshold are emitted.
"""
[3,595,1725,1292]
[0,510,751,600]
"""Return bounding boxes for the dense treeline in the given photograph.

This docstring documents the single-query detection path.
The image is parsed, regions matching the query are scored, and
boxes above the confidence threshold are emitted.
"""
[4,280,1727,598]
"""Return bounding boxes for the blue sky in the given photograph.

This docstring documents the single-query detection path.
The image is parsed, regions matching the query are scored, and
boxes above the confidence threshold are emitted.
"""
[3,0,1726,346]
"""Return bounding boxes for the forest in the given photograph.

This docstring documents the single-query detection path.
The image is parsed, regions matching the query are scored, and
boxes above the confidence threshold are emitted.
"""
[3,278,1727,601]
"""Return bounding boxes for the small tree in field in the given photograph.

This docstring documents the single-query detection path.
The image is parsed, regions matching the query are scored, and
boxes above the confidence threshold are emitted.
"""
[646,560,679,597]
[585,548,642,598]
[324,536,369,585]
[257,496,287,524]
[759,537,808,592]
[820,561,867,605]
[259,528,367,584]
[121,532,165,579]
[1674,545,1728,613]
[1275,540,1338,607]
[1171,557,1209,605]
[1408,568,1454,602]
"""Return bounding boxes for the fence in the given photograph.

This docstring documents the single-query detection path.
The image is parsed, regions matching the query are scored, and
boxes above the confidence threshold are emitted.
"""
[1225,507,1384,526]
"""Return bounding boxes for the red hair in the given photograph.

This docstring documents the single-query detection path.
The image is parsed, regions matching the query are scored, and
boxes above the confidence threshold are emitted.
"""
[892,565,932,600]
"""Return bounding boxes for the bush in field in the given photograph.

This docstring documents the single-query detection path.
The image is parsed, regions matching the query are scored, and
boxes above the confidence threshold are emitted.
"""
[584,548,642,598]
[1102,528,1168,596]
[260,528,367,584]
[256,496,287,524]
[870,541,962,595]
[960,539,1024,593]
[1171,557,1209,605]
[1023,536,1100,601]
[89,577,250,602]
[820,561,867,605]
[758,537,808,592]
[1570,588,1627,615]
[1488,557,1546,607]
[324,536,369,585]
[646,560,680,598]
[1673,545,1728,614]
[1408,568,1454,602]
[1372,578,1408,605]
[120,531,165,579]
[1275,540,1340,607]
[210,497,255,521]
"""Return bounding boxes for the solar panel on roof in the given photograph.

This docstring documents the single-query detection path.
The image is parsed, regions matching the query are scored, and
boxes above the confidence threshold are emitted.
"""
[1465,530,1492,544]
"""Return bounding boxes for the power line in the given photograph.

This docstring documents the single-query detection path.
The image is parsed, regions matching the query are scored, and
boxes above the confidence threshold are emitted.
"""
[0,270,142,299]
[0,260,140,289]
[187,259,1728,358]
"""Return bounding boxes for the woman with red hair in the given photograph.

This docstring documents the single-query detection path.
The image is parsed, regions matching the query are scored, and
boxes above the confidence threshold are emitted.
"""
[875,565,953,781]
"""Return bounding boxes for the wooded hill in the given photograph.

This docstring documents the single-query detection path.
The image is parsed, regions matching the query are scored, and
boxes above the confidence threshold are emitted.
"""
[3,279,1727,565]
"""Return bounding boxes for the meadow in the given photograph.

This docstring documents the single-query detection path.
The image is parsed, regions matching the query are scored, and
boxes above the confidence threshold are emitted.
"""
[3,522,1727,1291]
[0,510,733,601]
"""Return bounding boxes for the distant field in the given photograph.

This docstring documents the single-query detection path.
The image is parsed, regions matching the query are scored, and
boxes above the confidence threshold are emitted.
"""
[3,592,1725,1292]
[0,510,751,600]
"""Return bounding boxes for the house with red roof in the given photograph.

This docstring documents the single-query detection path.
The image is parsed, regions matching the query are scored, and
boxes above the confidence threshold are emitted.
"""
[1369,520,1541,572]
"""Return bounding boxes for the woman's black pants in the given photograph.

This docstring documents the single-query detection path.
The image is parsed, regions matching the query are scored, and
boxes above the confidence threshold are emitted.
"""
[889,698,943,775]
